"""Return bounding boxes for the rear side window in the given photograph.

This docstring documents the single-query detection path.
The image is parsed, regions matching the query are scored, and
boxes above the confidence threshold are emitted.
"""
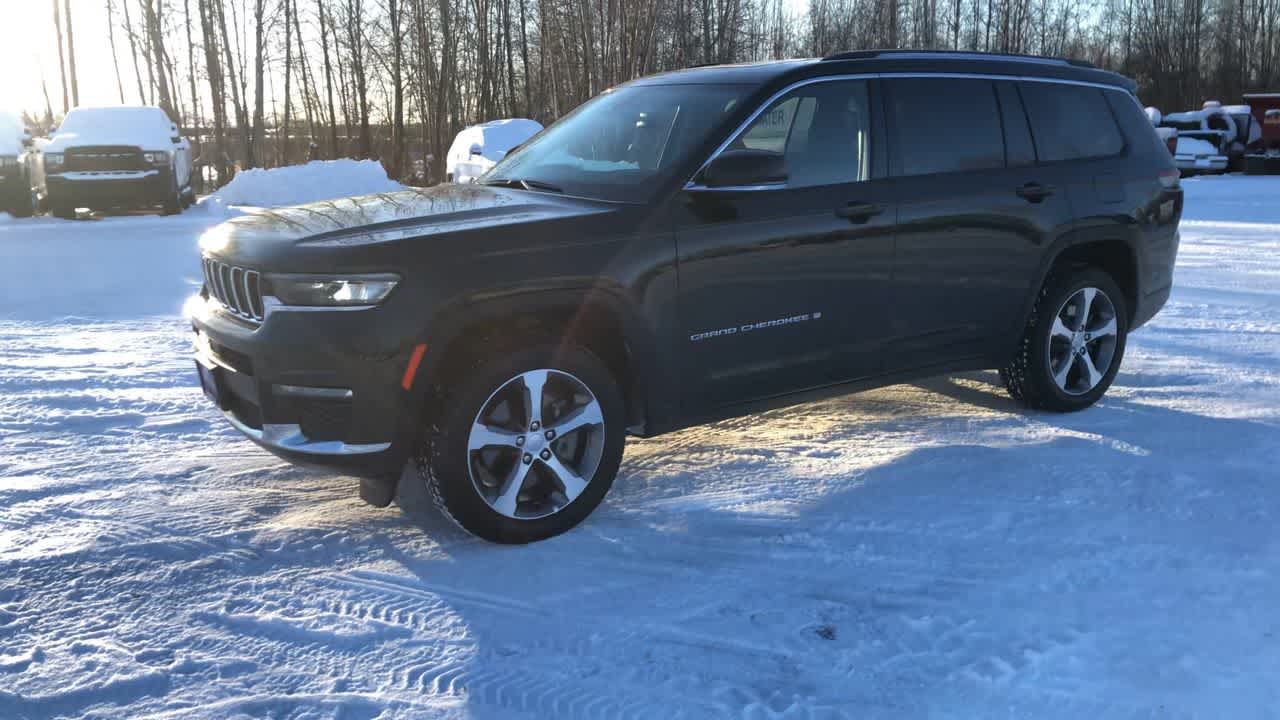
[1020,82,1124,161]
[886,78,1004,176]
[1104,90,1169,157]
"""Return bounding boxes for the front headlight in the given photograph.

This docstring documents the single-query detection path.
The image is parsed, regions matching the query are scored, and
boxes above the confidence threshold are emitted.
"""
[266,274,400,307]
[44,153,63,167]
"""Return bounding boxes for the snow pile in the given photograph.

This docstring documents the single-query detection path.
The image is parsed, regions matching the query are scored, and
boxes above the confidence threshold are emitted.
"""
[200,159,405,211]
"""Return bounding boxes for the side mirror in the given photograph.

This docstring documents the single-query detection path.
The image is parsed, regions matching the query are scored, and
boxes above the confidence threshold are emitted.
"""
[699,149,787,189]
[172,137,182,144]
[469,143,483,157]
[21,133,33,148]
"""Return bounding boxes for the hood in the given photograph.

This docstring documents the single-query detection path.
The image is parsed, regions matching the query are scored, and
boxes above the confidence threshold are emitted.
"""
[199,182,611,262]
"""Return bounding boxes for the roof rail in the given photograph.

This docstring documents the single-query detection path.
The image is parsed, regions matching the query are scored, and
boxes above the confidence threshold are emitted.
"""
[821,49,1096,69]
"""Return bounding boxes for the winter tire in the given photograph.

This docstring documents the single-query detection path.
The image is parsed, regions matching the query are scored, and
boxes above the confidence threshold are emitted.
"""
[416,344,626,544]
[1002,267,1128,412]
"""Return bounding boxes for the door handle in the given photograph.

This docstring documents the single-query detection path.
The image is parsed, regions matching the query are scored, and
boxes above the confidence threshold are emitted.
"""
[835,202,884,223]
[1015,182,1055,203]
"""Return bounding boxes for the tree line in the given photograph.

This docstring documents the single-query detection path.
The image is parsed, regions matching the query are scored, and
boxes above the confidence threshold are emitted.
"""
[38,0,1280,185]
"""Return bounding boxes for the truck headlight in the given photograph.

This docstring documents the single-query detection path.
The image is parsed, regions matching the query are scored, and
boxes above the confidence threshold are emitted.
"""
[44,153,63,167]
[266,274,400,306]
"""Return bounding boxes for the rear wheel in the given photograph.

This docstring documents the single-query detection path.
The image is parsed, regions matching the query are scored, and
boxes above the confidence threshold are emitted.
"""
[416,344,626,543]
[50,200,77,220]
[1001,268,1128,412]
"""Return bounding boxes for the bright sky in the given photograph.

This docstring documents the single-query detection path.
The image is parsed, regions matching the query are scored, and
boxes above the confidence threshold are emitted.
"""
[0,0,141,119]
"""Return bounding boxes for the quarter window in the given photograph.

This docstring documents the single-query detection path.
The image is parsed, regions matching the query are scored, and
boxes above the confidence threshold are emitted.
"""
[728,80,871,188]
[886,78,1005,176]
[1020,82,1125,162]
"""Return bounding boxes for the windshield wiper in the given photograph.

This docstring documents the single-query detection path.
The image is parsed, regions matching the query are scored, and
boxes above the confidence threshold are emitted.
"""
[479,177,563,193]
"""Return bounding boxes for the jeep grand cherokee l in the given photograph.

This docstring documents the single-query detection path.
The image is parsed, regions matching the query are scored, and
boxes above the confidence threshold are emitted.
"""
[192,51,1182,544]
[33,106,193,218]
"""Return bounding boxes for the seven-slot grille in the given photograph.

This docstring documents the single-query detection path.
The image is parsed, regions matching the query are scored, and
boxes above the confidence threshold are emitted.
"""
[203,257,265,322]
[64,146,145,173]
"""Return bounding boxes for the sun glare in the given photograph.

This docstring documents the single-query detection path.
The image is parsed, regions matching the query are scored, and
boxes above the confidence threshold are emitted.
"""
[2,1,124,118]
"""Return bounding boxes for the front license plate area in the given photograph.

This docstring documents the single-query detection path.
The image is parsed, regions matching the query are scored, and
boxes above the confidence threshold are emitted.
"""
[197,361,221,406]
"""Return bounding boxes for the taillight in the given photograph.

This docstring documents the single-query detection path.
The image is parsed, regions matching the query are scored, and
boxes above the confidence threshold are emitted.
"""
[1158,168,1180,189]
[1165,135,1178,154]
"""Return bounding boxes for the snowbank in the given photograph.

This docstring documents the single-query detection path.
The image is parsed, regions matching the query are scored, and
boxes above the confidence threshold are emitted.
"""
[200,160,405,212]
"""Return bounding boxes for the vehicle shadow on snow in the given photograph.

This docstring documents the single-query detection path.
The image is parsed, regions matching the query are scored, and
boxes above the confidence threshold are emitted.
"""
[356,373,1280,717]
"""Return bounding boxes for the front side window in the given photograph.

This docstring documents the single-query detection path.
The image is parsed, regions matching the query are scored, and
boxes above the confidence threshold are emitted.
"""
[726,80,871,188]
[1021,82,1125,162]
[886,77,1005,176]
[483,83,747,202]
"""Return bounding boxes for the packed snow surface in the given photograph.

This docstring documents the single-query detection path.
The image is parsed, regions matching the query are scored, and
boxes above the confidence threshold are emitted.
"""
[201,159,405,211]
[2,175,1280,718]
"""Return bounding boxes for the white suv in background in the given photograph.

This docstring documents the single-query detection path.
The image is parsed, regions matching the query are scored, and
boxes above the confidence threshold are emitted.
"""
[32,106,193,218]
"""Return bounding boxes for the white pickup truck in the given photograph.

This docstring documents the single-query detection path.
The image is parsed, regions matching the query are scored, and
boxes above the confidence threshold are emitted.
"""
[31,106,194,218]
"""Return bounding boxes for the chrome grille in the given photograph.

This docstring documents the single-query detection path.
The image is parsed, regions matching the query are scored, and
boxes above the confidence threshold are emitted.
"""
[202,257,264,322]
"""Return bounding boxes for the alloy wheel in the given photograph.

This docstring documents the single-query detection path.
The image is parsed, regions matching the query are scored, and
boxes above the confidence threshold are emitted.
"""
[1047,286,1119,396]
[467,369,606,519]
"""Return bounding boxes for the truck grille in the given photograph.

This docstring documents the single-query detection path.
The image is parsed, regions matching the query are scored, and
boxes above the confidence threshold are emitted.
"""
[64,146,145,173]
[203,258,265,322]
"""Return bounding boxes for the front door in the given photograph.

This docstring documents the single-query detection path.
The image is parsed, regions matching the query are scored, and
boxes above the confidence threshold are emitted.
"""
[674,78,897,412]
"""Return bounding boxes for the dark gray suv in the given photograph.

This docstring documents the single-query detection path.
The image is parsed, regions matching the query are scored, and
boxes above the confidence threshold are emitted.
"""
[193,50,1182,542]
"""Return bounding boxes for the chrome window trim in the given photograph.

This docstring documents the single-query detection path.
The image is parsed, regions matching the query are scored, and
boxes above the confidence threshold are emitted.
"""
[684,71,1132,192]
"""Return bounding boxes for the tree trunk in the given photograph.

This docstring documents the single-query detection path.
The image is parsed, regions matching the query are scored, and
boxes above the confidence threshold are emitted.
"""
[63,0,80,107]
[107,0,128,104]
[52,0,69,113]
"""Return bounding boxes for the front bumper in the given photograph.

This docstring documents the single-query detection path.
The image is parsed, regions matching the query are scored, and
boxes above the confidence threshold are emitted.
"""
[46,169,171,209]
[192,297,421,478]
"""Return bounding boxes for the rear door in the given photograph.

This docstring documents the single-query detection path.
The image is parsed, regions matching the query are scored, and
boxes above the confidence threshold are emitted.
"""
[674,78,897,412]
[883,76,1075,371]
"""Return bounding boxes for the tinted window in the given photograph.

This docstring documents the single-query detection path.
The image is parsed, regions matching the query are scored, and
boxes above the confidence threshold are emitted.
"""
[1104,89,1170,157]
[996,81,1036,167]
[887,78,1004,176]
[1021,82,1124,162]
[729,80,870,187]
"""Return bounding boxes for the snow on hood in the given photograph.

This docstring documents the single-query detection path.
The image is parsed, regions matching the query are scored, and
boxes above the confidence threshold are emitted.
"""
[199,159,405,212]
[42,106,179,152]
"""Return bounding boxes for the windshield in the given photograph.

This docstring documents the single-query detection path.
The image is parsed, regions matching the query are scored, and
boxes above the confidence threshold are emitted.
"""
[482,83,749,202]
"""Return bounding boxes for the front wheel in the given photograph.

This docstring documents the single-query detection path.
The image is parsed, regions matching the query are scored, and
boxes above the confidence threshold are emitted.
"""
[1001,268,1129,412]
[416,344,626,543]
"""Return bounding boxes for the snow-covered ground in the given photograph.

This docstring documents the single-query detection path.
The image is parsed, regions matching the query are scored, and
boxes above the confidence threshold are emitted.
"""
[1,175,1279,718]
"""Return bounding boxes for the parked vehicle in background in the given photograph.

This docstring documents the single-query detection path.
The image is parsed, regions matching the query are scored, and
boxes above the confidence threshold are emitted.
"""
[1242,93,1280,174]
[1145,107,1178,155]
[31,106,193,219]
[446,118,543,183]
[192,51,1182,543]
[1161,106,1233,174]
[0,112,35,217]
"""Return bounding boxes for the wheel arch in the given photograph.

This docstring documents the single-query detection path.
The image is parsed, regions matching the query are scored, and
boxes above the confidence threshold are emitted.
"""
[406,284,667,438]
[1020,228,1141,329]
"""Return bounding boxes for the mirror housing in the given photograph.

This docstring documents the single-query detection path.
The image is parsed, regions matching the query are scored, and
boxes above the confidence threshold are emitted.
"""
[21,132,33,148]
[469,143,483,157]
[699,149,787,189]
